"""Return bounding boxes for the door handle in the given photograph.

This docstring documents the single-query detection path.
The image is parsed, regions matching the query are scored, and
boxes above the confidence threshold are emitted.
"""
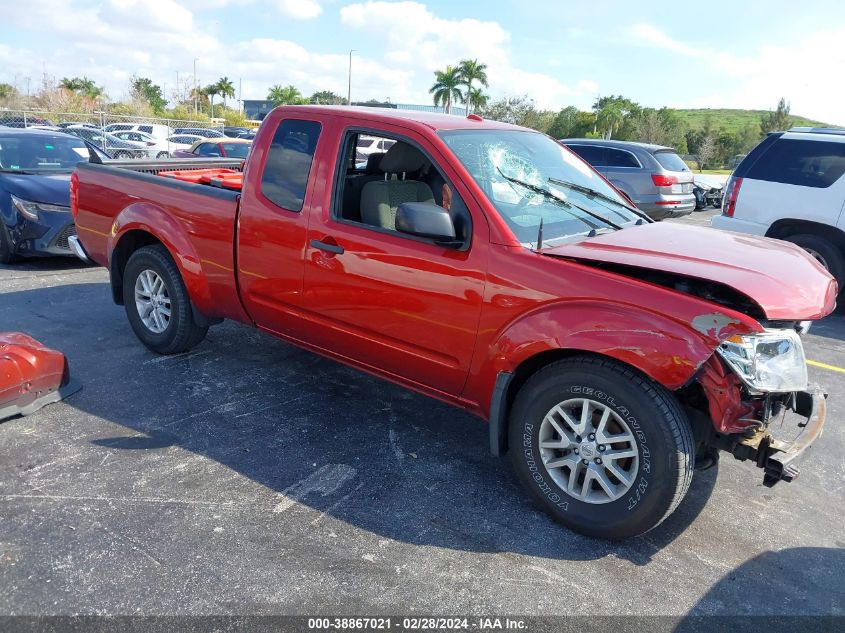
[310,239,344,255]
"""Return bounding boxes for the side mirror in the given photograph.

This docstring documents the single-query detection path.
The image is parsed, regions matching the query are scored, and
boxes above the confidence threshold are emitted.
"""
[395,202,458,245]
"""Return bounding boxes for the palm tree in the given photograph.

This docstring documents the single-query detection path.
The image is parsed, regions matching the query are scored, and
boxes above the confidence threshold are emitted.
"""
[216,76,235,109]
[60,76,104,101]
[203,83,220,117]
[429,66,463,115]
[465,87,489,114]
[457,59,488,115]
[596,104,624,140]
[267,84,305,106]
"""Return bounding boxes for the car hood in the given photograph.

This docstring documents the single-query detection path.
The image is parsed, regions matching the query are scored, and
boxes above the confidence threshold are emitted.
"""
[543,222,837,320]
[0,172,71,206]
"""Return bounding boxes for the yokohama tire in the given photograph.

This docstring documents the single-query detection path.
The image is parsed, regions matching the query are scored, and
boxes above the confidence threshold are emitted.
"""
[122,244,208,354]
[509,356,695,539]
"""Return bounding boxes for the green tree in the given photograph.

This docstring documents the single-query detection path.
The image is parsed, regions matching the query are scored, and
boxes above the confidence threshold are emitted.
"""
[130,76,167,114]
[429,65,463,114]
[465,87,489,113]
[480,95,554,132]
[596,104,624,139]
[60,76,104,100]
[267,84,306,106]
[760,97,793,135]
[310,90,346,105]
[203,83,220,117]
[216,76,235,109]
[631,107,687,150]
[0,83,16,100]
[548,106,595,138]
[457,59,488,114]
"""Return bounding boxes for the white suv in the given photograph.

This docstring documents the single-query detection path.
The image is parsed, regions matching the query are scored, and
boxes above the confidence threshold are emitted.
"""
[712,127,845,289]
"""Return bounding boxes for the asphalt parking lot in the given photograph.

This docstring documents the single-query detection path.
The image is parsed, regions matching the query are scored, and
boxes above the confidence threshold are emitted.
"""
[1,208,843,622]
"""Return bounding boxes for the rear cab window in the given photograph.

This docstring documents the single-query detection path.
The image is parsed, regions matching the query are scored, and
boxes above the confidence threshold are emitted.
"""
[745,138,845,188]
[652,150,690,172]
[260,119,322,212]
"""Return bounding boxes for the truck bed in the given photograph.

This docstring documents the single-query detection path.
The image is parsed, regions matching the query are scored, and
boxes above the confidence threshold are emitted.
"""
[74,158,249,322]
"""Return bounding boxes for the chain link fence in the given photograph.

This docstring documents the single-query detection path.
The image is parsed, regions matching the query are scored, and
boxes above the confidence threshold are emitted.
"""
[0,109,227,159]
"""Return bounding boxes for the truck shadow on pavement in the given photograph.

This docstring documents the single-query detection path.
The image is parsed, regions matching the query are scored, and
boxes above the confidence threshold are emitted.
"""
[674,547,844,631]
[4,281,720,566]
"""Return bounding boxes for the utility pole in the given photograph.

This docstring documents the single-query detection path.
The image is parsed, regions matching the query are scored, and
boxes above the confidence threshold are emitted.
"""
[347,50,356,106]
[239,77,243,113]
[193,58,198,115]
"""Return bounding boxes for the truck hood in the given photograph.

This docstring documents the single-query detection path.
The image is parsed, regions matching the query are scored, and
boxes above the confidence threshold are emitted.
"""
[543,222,837,321]
[0,172,71,206]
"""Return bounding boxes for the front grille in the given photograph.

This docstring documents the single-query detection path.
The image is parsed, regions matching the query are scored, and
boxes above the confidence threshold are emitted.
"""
[53,223,77,250]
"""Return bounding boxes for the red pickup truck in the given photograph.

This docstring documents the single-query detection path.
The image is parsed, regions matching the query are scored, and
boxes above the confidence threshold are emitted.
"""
[71,106,835,539]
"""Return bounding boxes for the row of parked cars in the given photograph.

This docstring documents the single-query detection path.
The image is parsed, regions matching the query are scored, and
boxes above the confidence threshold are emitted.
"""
[0,117,255,159]
[0,123,252,263]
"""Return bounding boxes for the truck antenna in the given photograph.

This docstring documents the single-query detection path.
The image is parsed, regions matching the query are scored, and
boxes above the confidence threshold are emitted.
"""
[536,217,544,251]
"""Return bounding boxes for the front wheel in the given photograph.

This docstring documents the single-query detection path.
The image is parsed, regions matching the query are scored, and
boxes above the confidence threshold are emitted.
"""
[156,151,169,159]
[122,245,208,354]
[0,221,18,264]
[508,356,694,539]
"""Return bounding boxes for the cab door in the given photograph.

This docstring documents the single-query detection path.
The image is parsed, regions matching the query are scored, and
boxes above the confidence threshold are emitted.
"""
[300,122,489,395]
[236,115,330,336]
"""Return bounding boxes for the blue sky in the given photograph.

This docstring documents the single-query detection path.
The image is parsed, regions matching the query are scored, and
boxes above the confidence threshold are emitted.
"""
[2,0,844,123]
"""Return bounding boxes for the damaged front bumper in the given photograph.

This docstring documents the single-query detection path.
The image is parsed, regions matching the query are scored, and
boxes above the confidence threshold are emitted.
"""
[732,385,827,487]
[0,332,81,421]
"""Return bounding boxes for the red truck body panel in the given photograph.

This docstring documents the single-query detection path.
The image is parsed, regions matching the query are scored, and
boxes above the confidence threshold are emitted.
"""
[73,105,836,422]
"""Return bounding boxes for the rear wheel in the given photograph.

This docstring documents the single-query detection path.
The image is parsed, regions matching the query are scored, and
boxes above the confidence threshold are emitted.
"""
[508,356,694,539]
[156,151,169,159]
[122,245,208,354]
[784,233,845,290]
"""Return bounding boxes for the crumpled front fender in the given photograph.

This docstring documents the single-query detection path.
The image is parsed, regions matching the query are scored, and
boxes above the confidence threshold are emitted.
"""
[0,333,81,421]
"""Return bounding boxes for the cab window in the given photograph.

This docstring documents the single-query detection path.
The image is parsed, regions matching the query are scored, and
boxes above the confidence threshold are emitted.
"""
[260,119,321,212]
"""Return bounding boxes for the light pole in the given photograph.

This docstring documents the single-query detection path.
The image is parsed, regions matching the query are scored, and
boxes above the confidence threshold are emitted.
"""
[193,58,198,115]
[347,50,356,106]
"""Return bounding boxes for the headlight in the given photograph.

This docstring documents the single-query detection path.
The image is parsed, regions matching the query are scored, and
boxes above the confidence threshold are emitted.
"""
[717,329,807,393]
[11,195,70,221]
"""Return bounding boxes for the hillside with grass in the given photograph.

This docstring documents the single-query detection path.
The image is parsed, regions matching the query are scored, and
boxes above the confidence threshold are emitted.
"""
[675,108,836,134]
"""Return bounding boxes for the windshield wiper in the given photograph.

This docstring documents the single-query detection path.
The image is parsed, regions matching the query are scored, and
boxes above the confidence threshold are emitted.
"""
[497,168,623,231]
[548,177,652,223]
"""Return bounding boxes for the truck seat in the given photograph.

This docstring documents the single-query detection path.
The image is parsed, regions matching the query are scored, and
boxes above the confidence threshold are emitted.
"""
[360,143,434,230]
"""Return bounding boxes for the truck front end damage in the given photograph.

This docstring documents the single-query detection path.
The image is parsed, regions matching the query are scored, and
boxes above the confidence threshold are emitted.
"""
[686,324,826,487]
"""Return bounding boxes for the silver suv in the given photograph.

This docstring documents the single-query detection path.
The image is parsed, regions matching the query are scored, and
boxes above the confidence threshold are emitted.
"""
[560,139,695,219]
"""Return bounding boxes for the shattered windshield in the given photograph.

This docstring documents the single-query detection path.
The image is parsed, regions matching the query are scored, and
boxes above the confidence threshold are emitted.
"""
[439,129,643,247]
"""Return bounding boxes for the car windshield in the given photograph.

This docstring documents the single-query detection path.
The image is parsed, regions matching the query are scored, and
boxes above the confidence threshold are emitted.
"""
[0,134,94,172]
[222,143,250,158]
[439,129,643,247]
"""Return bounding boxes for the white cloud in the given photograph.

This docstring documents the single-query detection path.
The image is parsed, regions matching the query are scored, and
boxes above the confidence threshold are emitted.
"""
[276,0,322,20]
[340,1,598,109]
[630,22,845,124]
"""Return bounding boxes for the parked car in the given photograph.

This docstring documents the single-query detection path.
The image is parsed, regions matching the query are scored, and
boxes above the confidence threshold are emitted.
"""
[57,122,99,129]
[223,126,253,138]
[692,174,725,210]
[64,126,150,159]
[0,116,56,129]
[71,106,833,539]
[560,139,695,219]
[712,127,845,290]
[174,127,226,138]
[111,130,171,159]
[0,128,107,262]
[104,123,174,141]
[172,138,252,159]
[165,134,206,156]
